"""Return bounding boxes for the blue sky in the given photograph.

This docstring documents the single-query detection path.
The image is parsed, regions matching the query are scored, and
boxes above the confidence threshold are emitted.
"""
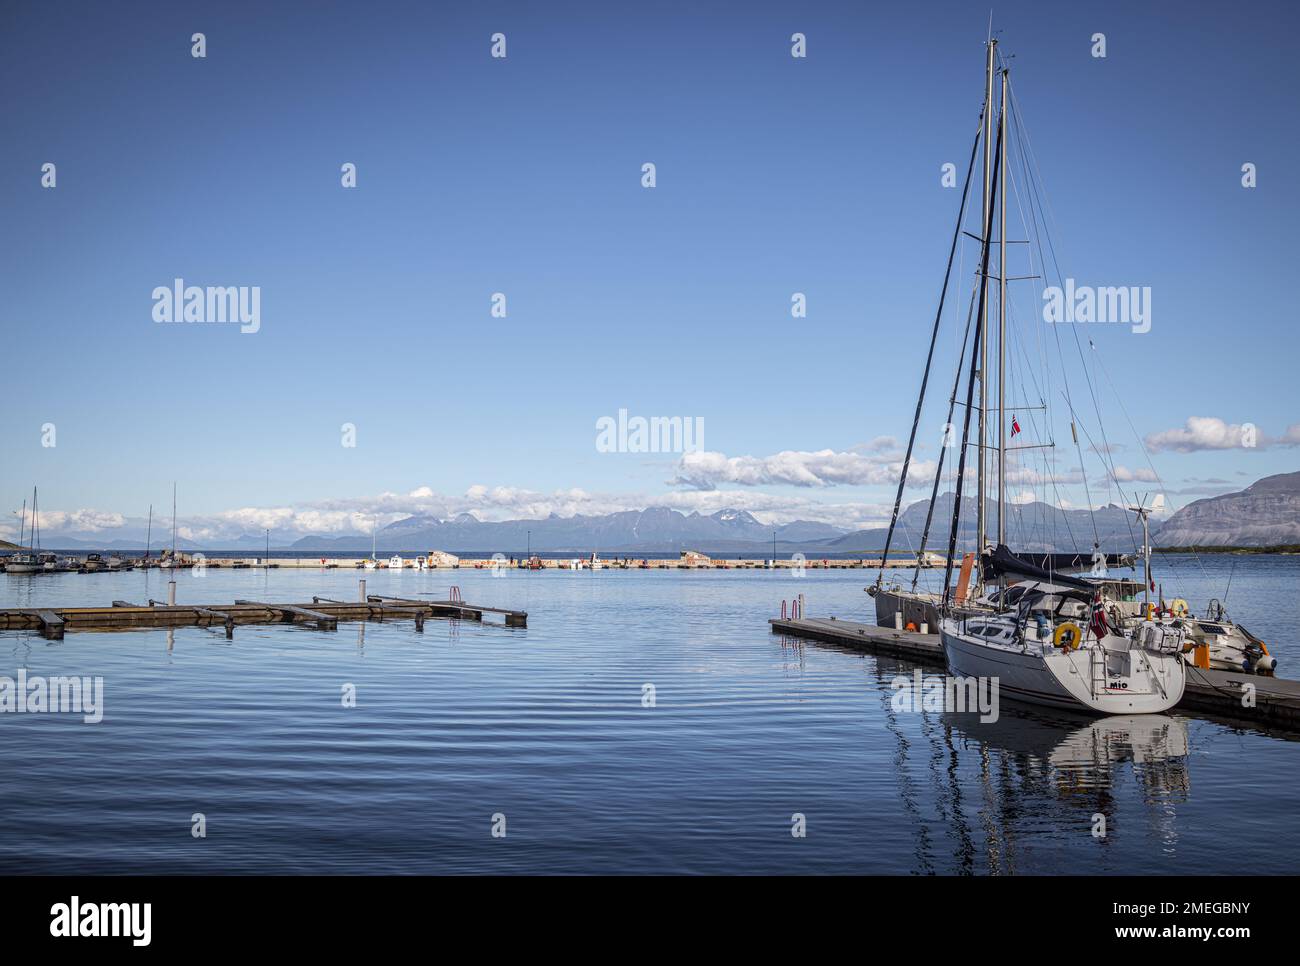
[2,0,1297,542]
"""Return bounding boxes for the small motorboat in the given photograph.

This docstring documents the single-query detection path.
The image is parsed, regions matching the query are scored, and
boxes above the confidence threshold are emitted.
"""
[4,552,41,575]
[1179,599,1276,674]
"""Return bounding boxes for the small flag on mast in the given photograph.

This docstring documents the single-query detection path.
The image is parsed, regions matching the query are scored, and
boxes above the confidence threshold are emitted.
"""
[1010,415,1021,437]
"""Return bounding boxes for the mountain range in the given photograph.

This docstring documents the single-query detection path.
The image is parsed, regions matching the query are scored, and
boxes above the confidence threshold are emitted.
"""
[289,508,846,553]
[288,496,1154,555]
[12,473,1298,554]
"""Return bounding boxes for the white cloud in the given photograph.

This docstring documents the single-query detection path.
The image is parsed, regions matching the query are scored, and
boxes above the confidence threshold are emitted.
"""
[3,483,904,542]
[13,509,125,532]
[670,449,937,490]
[1145,417,1300,453]
[1111,465,1159,483]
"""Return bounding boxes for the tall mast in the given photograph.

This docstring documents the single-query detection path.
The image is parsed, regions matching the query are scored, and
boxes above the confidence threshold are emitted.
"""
[942,111,1002,608]
[145,504,152,560]
[171,482,177,556]
[997,66,1008,550]
[18,498,26,552]
[976,38,996,587]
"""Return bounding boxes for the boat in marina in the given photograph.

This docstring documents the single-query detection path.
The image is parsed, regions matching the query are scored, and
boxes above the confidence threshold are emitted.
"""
[6,490,46,575]
[1161,597,1276,675]
[941,580,1186,714]
[4,554,41,575]
[362,519,379,570]
[159,485,181,569]
[879,38,1190,714]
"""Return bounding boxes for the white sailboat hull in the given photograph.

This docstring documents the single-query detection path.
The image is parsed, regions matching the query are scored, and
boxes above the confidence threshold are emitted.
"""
[941,621,1185,715]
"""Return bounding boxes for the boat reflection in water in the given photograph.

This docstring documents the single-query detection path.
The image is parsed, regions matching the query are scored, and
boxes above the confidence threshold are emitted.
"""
[941,705,1190,872]
[944,708,1191,802]
[869,656,1192,873]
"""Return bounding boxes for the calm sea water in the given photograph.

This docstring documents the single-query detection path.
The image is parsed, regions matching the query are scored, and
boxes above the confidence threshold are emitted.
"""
[1,555,1296,874]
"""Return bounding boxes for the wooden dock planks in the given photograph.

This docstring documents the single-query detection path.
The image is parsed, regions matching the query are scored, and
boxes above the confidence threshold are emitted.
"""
[35,610,65,640]
[0,595,526,638]
[234,600,338,631]
[771,615,1300,732]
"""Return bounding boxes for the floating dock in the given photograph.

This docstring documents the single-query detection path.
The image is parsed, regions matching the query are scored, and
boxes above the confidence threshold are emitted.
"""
[0,591,526,640]
[771,615,1300,732]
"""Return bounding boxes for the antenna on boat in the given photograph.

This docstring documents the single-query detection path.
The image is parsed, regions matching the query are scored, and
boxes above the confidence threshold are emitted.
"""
[1127,492,1162,611]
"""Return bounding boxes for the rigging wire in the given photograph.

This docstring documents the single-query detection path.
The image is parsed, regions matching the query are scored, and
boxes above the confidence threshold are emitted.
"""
[875,111,986,588]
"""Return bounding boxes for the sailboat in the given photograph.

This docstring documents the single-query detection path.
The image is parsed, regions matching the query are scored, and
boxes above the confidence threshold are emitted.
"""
[142,504,153,568]
[6,493,41,574]
[363,517,378,570]
[930,38,1184,714]
[865,40,1001,631]
[158,484,180,568]
[865,41,1138,632]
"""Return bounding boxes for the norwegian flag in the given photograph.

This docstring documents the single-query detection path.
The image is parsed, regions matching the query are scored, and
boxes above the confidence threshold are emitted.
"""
[1089,592,1110,639]
[1010,415,1021,437]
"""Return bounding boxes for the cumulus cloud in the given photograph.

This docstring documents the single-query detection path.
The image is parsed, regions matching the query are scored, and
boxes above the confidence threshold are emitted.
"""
[35,509,126,531]
[1145,417,1300,453]
[1111,465,1159,483]
[3,483,905,542]
[669,449,937,490]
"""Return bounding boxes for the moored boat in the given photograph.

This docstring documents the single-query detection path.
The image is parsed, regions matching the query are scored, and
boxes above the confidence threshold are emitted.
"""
[940,582,1186,714]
